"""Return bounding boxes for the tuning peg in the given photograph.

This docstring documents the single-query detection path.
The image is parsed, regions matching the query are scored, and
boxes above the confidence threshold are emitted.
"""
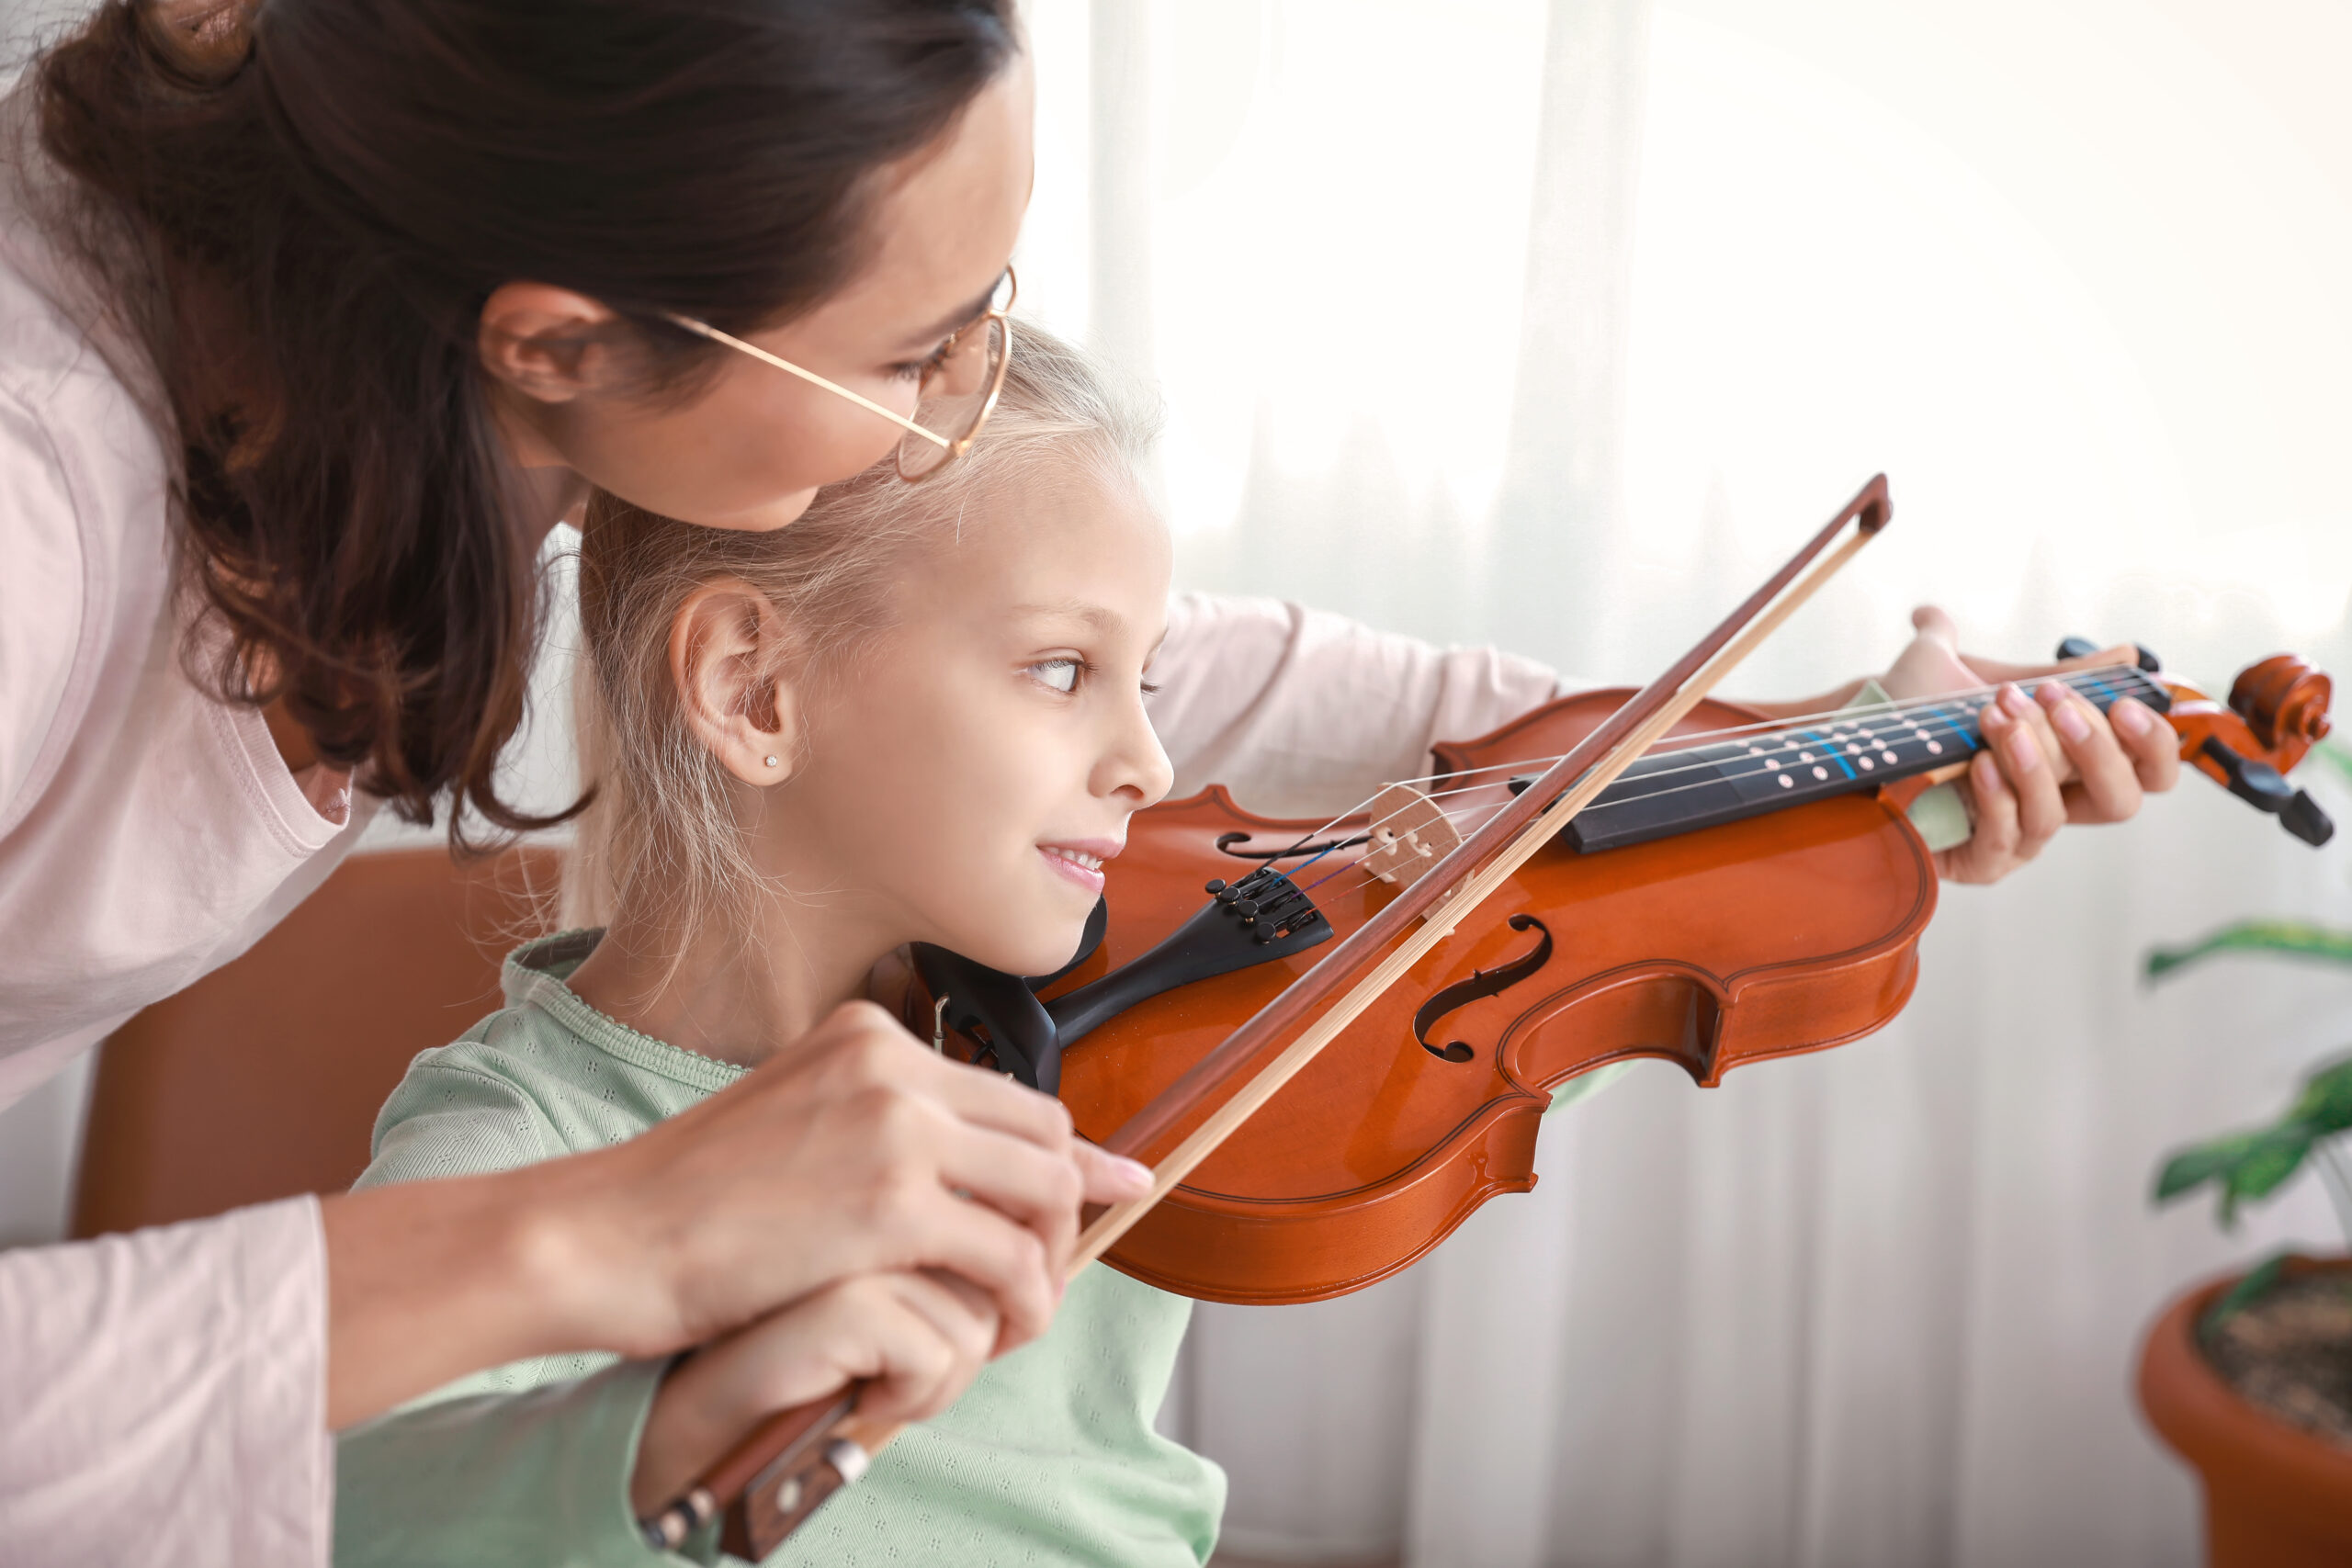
[2055,636,2161,672]
[2283,790,2335,848]
[2198,737,2336,846]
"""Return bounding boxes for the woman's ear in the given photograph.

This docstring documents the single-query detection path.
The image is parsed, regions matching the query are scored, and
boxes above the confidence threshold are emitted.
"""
[669,578,800,784]
[477,282,626,409]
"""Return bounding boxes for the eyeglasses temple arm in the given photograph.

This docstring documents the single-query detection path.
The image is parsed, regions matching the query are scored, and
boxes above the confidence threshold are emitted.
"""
[659,314,952,449]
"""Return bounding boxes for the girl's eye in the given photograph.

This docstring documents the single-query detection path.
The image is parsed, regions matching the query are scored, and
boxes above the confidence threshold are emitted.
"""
[1027,658,1082,694]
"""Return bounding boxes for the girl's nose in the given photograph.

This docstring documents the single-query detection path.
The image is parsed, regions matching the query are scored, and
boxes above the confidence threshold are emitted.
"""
[1102,701,1174,807]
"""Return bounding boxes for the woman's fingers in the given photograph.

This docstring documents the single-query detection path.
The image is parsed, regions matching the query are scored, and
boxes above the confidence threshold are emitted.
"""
[911,1053,1154,1202]
[571,999,1107,1359]
[928,1116,1083,1267]
[898,1030,1082,1147]
[885,1167,1061,1352]
[1073,1140,1156,1208]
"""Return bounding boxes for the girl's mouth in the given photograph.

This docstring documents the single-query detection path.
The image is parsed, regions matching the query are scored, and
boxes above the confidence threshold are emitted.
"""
[1038,842,1114,895]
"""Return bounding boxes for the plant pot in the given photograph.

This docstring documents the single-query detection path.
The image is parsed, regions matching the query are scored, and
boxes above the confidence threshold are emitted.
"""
[2137,1254,2352,1567]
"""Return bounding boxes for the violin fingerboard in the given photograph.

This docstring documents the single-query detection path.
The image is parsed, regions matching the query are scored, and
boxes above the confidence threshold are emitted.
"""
[1558,666,2168,854]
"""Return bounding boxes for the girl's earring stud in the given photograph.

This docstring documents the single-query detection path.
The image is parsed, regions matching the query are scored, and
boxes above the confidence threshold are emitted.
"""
[763,755,781,769]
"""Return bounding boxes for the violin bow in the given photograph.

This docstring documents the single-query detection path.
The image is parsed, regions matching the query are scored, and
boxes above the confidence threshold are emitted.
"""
[642,474,1894,1558]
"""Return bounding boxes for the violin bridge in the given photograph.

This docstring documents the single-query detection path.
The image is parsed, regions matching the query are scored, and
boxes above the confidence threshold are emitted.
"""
[1362,784,1464,893]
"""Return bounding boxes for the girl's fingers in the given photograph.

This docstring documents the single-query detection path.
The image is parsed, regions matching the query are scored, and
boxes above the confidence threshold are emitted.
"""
[1984,689,2066,854]
[845,1273,998,1426]
[2106,697,2182,794]
[2007,743,2068,857]
[1956,747,2021,883]
[2035,684,2143,825]
[631,1270,993,1513]
[899,1269,1004,1371]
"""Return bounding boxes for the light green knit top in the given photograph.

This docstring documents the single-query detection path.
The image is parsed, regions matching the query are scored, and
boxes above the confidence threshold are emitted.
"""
[334,930,1225,1568]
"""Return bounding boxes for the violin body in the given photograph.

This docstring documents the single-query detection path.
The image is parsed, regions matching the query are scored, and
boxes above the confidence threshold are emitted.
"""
[1035,692,1937,1305]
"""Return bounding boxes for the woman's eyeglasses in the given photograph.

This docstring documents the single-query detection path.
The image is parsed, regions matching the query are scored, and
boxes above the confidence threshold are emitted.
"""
[663,267,1016,483]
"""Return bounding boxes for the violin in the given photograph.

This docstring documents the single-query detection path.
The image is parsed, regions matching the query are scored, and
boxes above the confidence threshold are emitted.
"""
[642,476,2335,1552]
[911,650,2332,1306]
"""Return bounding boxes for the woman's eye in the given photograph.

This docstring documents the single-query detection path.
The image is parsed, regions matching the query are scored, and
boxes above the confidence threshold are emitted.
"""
[1027,658,1082,694]
[889,338,956,384]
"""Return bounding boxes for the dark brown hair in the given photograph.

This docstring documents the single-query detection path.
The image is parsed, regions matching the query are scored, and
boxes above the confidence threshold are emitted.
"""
[31,0,1018,846]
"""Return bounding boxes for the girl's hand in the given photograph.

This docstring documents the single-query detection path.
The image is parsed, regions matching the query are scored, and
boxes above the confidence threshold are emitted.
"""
[628,1269,999,1516]
[1877,605,2180,883]
[550,999,1151,1361]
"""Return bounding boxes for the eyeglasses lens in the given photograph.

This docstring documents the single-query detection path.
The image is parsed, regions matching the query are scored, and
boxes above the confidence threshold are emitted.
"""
[897,314,1010,480]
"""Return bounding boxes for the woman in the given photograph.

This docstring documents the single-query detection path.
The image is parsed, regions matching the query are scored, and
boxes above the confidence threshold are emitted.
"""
[0,3,1149,1563]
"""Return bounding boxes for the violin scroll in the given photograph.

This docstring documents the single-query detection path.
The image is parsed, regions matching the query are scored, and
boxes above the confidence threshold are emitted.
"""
[2226,654,2332,765]
[2144,652,2336,848]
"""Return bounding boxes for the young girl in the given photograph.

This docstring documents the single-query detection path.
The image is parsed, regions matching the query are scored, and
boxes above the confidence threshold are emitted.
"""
[337,324,1217,1566]
[334,321,2178,1562]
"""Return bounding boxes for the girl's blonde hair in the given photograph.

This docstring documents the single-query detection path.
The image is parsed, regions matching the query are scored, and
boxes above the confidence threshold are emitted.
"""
[563,321,1159,949]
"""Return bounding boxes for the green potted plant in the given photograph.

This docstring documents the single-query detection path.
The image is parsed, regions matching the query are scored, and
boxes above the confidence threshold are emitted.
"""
[2139,1043,2352,1565]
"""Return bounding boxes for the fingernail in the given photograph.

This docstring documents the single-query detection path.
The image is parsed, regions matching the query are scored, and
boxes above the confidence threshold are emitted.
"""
[2007,728,2041,770]
[1112,1156,1154,1190]
[1999,683,2033,717]
[2113,700,2153,736]
[2051,700,2091,742]
[1978,701,2007,731]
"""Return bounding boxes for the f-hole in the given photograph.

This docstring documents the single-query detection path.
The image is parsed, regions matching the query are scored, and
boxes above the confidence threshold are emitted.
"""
[1413,915,1555,1063]
[1216,829,1370,863]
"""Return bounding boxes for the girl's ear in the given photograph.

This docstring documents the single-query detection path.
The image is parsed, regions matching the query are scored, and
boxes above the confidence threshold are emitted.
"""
[669,577,800,784]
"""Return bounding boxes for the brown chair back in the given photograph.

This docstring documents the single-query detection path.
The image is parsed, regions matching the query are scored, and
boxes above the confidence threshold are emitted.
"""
[72,845,560,1238]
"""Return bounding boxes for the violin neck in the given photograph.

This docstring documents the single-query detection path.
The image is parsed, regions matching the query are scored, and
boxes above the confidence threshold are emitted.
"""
[1561,665,2173,854]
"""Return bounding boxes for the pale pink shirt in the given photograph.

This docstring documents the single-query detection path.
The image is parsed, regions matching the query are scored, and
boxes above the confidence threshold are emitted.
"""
[0,132,364,1566]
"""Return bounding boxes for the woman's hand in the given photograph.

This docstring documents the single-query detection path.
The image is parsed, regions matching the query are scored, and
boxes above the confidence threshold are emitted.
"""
[322,999,1151,1427]
[548,999,1149,1359]
[628,1269,999,1516]
[1876,605,2180,883]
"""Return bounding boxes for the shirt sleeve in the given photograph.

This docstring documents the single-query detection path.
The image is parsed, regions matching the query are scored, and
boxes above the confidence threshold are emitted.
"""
[1147,592,1582,820]
[334,1359,707,1568]
[0,384,90,843]
[335,1053,688,1565]
[0,1196,332,1568]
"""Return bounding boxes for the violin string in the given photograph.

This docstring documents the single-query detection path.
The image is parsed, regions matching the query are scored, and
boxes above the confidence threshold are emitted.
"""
[1252,664,2150,890]
[1296,663,2140,874]
[1276,664,2155,906]
[1374,664,2147,807]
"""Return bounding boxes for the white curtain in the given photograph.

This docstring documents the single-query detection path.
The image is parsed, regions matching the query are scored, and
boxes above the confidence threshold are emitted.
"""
[1017,3,2352,1565]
